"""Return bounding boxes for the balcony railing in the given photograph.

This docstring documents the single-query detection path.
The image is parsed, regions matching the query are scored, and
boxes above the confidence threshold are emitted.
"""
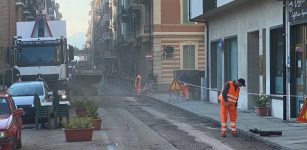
[136,25,151,37]
[132,0,146,4]
[23,9,31,15]
[16,0,26,7]
[25,1,37,18]
[103,50,117,58]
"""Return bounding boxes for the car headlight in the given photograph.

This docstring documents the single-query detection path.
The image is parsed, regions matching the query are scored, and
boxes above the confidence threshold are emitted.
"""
[61,95,67,99]
[0,131,5,138]
[57,90,66,95]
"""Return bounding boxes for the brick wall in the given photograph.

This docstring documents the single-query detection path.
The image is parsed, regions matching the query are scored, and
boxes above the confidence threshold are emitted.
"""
[0,0,16,70]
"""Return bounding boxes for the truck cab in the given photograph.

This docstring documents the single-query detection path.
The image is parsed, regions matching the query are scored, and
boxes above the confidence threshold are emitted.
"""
[9,14,73,100]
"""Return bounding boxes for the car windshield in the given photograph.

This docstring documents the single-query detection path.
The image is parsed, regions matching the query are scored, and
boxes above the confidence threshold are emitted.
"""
[0,98,10,115]
[8,83,44,96]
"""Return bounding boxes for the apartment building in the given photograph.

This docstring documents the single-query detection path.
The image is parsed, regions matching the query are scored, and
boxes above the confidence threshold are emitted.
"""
[190,0,307,120]
[111,0,205,83]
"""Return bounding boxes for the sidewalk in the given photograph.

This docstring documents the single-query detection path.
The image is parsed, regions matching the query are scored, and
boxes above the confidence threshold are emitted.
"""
[146,93,307,150]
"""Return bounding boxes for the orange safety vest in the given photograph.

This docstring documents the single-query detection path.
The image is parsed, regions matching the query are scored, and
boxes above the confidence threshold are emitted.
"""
[218,81,240,104]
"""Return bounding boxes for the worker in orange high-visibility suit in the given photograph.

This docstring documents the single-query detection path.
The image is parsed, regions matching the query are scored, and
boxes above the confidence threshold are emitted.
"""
[180,72,189,100]
[135,73,142,95]
[218,78,245,137]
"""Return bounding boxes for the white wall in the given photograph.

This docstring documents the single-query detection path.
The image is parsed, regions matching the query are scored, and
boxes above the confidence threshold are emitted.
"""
[207,0,283,112]
[272,99,283,119]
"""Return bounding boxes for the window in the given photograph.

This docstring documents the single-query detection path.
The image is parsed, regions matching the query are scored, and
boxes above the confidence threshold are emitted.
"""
[270,28,283,94]
[8,83,44,96]
[183,45,195,69]
[211,41,222,89]
[182,0,192,24]
[18,45,62,67]
[224,37,238,82]
[0,98,9,115]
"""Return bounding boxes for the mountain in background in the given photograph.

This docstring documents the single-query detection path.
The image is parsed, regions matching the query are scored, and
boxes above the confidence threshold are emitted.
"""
[68,32,86,49]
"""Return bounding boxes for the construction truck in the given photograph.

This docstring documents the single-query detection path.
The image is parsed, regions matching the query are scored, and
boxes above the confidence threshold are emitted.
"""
[9,14,74,100]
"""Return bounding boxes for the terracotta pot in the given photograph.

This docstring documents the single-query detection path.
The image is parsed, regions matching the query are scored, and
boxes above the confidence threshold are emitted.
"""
[63,128,94,142]
[92,118,102,130]
[255,107,268,116]
[75,108,87,117]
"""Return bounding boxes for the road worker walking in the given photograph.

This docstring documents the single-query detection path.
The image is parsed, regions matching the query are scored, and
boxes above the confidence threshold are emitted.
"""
[180,72,189,100]
[135,73,142,95]
[218,78,245,137]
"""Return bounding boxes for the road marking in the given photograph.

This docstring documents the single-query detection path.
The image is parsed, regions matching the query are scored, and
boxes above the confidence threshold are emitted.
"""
[143,107,234,150]
[99,130,116,150]
[125,97,137,102]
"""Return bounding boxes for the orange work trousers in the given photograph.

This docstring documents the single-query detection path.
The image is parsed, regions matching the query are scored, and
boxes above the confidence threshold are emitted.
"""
[180,84,189,100]
[220,100,237,134]
[135,84,141,94]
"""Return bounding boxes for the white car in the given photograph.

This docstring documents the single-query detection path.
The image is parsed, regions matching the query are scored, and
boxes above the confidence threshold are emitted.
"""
[7,81,52,121]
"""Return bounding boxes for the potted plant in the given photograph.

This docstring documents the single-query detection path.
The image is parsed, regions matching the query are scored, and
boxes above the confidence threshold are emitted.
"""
[72,98,90,117]
[62,117,94,142]
[254,95,271,116]
[88,102,103,130]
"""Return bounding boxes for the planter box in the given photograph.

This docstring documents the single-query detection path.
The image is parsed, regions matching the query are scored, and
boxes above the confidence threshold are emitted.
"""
[63,128,94,142]
[92,118,102,130]
[255,107,268,116]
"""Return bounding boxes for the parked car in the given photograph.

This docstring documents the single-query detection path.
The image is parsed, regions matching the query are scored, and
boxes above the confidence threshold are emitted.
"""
[7,81,52,121]
[0,92,23,149]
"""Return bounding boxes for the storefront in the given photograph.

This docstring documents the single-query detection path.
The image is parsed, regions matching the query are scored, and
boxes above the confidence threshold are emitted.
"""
[289,1,307,118]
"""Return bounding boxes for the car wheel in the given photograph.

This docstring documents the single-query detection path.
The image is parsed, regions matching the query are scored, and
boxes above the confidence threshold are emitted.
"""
[16,131,22,149]
[11,144,17,150]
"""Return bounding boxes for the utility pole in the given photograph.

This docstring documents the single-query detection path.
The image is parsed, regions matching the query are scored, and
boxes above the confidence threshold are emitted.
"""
[283,0,290,120]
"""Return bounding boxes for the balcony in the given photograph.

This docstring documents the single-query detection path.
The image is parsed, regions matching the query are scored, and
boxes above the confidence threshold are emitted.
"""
[136,26,151,38]
[23,9,31,15]
[103,0,109,4]
[132,0,146,4]
[26,15,35,21]
[103,50,117,59]
[25,2,37,17]
[16,0,26,7]
[116,34,129,47]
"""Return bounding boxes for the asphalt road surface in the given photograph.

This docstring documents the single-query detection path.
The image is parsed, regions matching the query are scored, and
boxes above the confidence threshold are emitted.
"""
[20,81,278,150]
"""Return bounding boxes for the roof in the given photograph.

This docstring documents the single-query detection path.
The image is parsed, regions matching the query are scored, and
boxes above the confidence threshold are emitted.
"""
[190,0,248,22]
[10,81,45,86]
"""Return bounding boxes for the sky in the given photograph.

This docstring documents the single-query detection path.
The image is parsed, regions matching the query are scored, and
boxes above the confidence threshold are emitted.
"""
[56,0,92,49]
[190,0,233,18]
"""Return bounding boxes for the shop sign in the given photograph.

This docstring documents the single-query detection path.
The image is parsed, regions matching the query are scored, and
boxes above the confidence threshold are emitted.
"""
[289,0,307,23]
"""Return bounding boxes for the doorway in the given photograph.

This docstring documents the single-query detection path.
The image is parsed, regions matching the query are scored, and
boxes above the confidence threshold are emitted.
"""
[290,25,307,118]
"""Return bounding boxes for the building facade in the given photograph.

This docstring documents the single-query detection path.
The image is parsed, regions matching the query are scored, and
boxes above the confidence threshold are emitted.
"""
[190,0,307,120]
[110,0,205,83]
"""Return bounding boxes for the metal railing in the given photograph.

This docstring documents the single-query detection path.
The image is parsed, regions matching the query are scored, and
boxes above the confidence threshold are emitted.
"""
[136,25,151,37]
[16,0,26,7]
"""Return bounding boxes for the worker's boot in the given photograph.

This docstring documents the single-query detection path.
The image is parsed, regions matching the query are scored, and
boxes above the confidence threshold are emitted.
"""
[231,131,238,137]
[220,131,226,137]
